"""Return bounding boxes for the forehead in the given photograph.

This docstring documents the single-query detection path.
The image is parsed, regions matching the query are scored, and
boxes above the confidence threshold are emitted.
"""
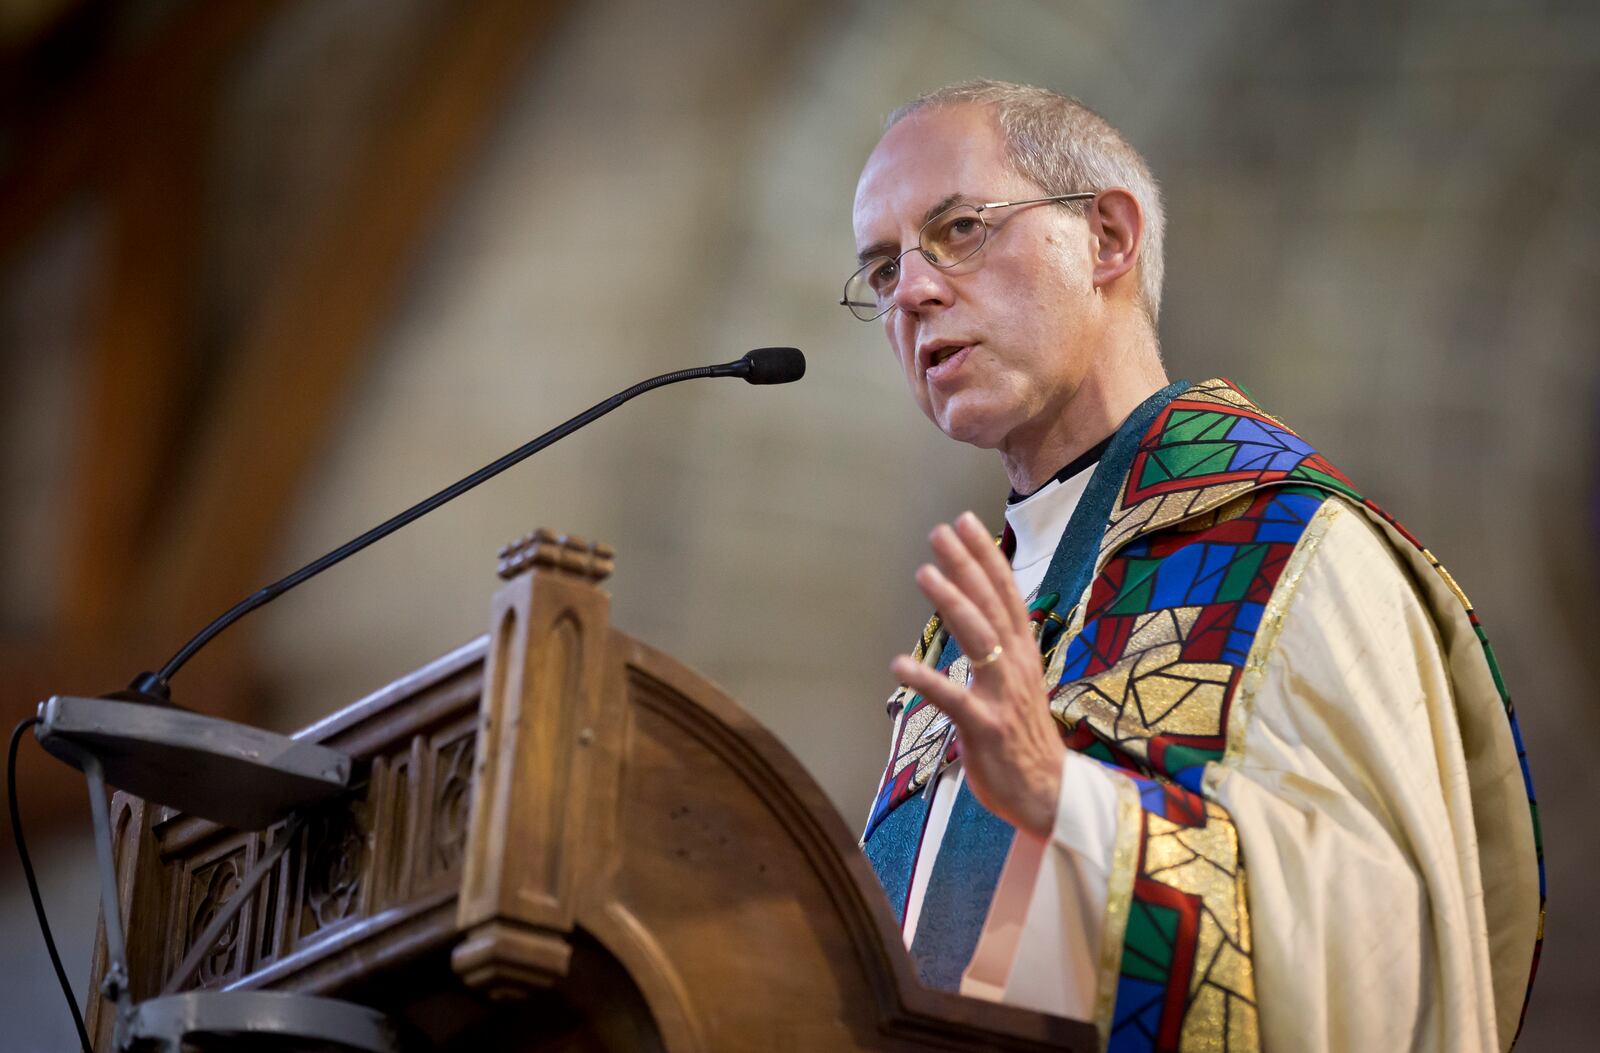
[852,104,1024,247]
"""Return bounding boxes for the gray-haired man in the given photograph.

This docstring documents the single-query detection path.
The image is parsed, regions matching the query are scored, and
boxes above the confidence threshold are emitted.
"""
[850,81,1541,1052]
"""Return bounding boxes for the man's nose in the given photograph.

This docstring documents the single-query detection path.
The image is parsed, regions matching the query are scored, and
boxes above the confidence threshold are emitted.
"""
[892,250,953,314]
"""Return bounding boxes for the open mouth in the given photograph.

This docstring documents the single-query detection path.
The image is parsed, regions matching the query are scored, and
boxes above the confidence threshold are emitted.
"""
[922,342,972,381]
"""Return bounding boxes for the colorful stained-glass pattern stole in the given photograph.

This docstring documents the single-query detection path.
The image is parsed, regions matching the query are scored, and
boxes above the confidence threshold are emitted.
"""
[1054,485,1330,794]
[861,609,948,923]
[862,610,952,849]
[1052,487,1325,1051]
[1107,774,1256,1052]
[1076,377,1542,1046]
[1107,379,1543,1039]
[859,376,1540,1050]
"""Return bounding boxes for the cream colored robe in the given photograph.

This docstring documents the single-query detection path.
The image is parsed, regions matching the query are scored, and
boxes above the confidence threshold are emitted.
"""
[928,499,1541,1051]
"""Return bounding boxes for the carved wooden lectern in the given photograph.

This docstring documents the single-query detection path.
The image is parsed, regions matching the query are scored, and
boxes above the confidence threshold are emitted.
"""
[86,532,1095,1051]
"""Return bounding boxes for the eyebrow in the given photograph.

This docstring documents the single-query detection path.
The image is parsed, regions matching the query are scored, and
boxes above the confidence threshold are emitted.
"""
[856,192,968,264]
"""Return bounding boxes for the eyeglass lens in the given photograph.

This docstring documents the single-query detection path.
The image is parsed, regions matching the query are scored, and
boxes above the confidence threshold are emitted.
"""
[843,204,989,321]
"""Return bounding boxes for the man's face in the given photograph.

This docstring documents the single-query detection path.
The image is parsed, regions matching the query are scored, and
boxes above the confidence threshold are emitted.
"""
[852,104,1098,451]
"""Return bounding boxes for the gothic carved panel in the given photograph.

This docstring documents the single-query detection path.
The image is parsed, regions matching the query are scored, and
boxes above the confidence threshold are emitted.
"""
[158,722,484,973]
[431,730,475,879]
[376,751,417,908]
[174,841,251,988]
[120,642,490,1001]
[296,792,374,941]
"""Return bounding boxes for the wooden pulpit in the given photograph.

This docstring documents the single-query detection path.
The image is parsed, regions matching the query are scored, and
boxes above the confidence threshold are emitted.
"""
[85,532,1095,1051]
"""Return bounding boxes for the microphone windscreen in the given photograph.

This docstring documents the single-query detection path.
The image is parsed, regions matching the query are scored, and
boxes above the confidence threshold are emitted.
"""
[742,347,806,385]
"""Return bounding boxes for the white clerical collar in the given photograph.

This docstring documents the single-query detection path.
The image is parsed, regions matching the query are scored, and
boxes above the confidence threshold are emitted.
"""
[1004,457,1099,575]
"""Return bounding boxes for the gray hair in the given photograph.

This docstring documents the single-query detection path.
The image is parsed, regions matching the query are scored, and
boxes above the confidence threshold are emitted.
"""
[889,80,1166,326]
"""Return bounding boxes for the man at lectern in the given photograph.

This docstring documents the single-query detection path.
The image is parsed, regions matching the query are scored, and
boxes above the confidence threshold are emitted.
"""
[847,80,1542,1052]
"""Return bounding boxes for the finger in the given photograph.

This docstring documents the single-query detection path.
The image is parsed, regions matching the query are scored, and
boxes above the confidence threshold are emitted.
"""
[913,563,1003,671]
[891,653,984,731]
[954,511,1031,637]
[929,524,1014,641]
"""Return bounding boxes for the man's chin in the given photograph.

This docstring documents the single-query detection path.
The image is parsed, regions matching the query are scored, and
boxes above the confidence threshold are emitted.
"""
[931,404,1007,450]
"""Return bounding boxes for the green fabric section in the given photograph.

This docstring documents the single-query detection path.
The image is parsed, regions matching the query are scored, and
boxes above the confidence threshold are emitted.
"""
[1121,900,1178,982]
[1161,743,1223,771]
[1110,557,1161,614]
[1288,464,1362,500]
[1138,455,1169,489]
[1162,408,1234,444]
[1475,624,1511,701]
[1147,441,1236,483]
[1216,543,1267,602]
[1084,740,1116,765]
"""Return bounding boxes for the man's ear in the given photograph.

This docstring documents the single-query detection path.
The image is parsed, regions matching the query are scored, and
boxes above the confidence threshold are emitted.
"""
[1086,188,1143,294]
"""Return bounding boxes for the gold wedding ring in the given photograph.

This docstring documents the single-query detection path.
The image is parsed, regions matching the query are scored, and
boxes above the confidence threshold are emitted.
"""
[970,643,1004,669]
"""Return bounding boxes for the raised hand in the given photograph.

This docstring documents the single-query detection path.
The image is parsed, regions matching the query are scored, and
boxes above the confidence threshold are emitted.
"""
[890,511,1066,838]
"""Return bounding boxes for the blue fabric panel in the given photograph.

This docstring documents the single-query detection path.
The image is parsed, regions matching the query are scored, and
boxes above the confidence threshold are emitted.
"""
[1060,626,1098,682]
[1108,977,1167,1052]
[863,791,930,926]
[1137,779,1169,818]
[1229,444,1304,473]
[1061,630,1093,682]
[1256,489,1323,542]
[1224,416,1313,473]
[1195,543,1238,602]
[907,781,1016,990]
[1224,600,1266,665]
[1151,544,1203,609]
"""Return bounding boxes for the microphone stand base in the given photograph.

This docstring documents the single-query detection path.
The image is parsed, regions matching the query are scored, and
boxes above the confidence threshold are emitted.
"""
[34,695,352,831]
[117,990,416,1053]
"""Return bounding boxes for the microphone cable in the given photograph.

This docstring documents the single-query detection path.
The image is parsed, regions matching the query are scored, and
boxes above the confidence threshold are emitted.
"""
[8,716,93,1052]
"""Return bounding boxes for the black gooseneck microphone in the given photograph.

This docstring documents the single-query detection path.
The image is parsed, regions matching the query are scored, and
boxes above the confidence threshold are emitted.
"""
[127,346,805,703]
[12,348,805,1053]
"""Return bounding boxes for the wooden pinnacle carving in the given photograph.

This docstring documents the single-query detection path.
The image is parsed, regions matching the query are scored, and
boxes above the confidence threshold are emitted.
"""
[496,528,615,583]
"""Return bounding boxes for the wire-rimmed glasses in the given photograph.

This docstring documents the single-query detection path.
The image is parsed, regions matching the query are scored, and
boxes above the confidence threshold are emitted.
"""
[841,193,1097,321]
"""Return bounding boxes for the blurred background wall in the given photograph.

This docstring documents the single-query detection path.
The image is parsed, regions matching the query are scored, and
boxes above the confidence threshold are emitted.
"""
[0,0,1594,1049]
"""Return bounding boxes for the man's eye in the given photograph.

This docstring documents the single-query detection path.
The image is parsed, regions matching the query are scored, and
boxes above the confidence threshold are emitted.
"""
[950,217,980,236]
[869,260,899,291]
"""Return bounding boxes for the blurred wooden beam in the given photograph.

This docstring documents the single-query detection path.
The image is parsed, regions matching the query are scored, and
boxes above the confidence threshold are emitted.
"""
[2,0,568,839]
[0,1,282,840]
[57,63,212,637]
[0,0,282,273]
[143,0,569,678]
[7,0,281,634]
